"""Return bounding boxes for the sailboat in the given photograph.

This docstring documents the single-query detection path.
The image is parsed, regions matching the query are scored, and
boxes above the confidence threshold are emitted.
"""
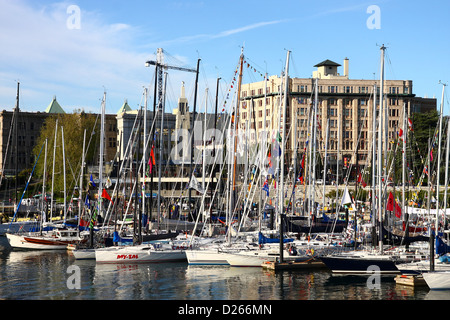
[319,45,429,274]
[0,83,42,235]
[96,57,201,264]
[6,135,87,250]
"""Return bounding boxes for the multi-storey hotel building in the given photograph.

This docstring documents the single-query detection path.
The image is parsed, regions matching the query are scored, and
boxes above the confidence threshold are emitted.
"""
[239,58,436,181]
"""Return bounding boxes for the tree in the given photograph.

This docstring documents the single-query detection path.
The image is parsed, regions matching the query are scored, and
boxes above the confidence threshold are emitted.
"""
[33,112,100,201]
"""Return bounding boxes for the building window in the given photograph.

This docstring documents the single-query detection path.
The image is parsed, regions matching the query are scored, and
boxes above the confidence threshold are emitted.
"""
[328,86,337,93]
[297,97,307,104]
[109,137,116,148]
[389,98,398,106]
[389,87,399,94]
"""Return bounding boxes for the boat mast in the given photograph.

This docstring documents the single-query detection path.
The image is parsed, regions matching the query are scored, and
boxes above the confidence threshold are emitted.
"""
[80,130,86,224]
[402,103,408,247]
[14,82,19,206]
[142,88,147,228]
[378,45,386,253]
[98,92,106,222]
[444,116,450,229]
[312,77,318,218]
[51,119,58,221]
[260,73,268,232]
[279,50,290,263]
[372,83,377,247]
[62,126,66,222]
[41,139,47,234]
[323,119,329,216]
[435,83,446,233]
[157,73,168,225]
[230,49,244,243]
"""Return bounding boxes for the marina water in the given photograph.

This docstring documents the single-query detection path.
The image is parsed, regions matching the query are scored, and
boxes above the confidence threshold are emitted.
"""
[0,236,446,301]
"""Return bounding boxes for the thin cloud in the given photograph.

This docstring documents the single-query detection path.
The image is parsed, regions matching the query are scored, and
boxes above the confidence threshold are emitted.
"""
[156,19,287,47]
[214,20,287,38]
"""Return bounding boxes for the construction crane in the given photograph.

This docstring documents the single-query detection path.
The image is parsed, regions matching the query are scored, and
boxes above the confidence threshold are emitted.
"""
[145,48,201,224]
[145,48,197,110]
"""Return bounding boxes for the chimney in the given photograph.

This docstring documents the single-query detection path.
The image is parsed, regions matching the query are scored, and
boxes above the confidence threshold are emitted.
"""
[343,57,349,78]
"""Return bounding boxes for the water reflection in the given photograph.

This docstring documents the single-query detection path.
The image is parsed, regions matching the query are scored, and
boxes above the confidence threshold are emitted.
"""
[0,235,434,300]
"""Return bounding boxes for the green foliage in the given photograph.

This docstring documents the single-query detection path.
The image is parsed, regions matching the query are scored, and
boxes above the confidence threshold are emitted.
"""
[32,112,99,197]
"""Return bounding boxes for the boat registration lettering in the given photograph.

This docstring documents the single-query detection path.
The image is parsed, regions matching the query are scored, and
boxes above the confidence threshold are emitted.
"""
[116,254,138,260]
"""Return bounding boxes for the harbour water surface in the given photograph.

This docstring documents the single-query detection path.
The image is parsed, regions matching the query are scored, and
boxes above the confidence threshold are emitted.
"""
[0,236,447,302]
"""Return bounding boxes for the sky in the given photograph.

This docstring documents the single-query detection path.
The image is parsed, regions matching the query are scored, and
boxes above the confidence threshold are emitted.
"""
[0,0,449,115]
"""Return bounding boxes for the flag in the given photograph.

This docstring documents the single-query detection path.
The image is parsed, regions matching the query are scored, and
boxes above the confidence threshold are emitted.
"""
[398,128,404,142]
[394,200,402,218]
[85,194,90,209]
[89,174,96,188]
[408,118,413,131]
[357,172,367,188]
[101,189,113,204]
[189,175,204,194]
[386,191,394,211]
[262,180,269,196]
[105,177,112,188]
[150,146,156,166]
[430,149,434,162]
[148,156,153,175]
[423,165,428,176]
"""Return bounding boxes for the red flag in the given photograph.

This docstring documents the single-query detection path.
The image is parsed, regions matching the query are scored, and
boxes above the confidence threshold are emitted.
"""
[430,149,434,162]
[357,172,367,188]
[394,200,402,218]
[408,118,413,131]
[150,146,156,166]
[102,189,113,204]
[386,191,394,211]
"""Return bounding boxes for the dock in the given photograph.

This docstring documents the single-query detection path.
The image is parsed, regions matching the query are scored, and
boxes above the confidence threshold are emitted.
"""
[262,259,327,271]
[394,274,428,287]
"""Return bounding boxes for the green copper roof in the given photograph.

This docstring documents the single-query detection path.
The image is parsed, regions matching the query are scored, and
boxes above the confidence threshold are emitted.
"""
[117,99,132,114]
[45,96,65,113]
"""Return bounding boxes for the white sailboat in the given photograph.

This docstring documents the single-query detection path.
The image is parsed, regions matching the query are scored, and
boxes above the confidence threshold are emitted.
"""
[423,271,450,290]
[72,92,107,260]
[6,138,88,250]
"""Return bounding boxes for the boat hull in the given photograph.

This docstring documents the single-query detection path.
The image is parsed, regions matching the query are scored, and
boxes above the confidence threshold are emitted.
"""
[320,256,400,274]
[6,233,69,250]
[423,271,450,290]
[72,248,96,260]
[226,249,307,267]
[95,245,187,263]
[186,249,229,265]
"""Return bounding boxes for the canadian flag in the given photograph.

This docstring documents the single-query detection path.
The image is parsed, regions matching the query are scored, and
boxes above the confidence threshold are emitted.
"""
[408,118,414,132]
